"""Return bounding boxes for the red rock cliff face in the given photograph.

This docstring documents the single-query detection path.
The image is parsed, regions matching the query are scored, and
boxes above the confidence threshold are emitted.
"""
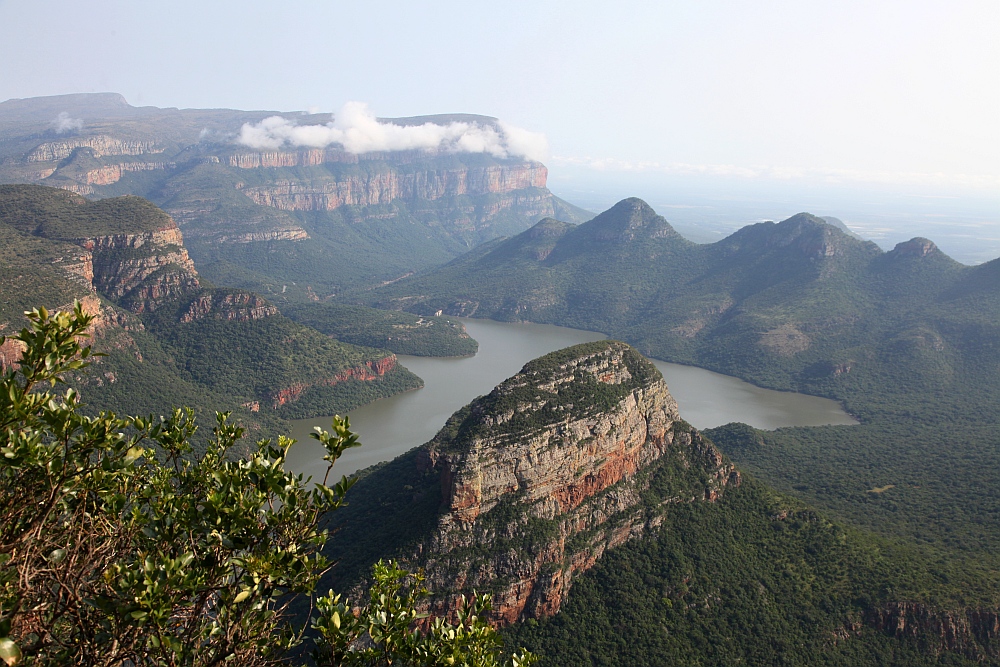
[237,163,548,212]
[84,162,173,185]
[405,342,740,625]
[268,355,398,409]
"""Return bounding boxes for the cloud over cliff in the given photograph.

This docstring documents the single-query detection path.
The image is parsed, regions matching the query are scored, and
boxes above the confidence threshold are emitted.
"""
[237,102,548,162]
[51,112,83,134]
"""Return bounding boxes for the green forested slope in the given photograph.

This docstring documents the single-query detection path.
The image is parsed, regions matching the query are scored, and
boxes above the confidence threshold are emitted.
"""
[0,186,425,435]
[507,479,988,667]
[281,302,477,357]
[323,347,1000,666]
[0,184,170,237]
[142,294,422,419]
[358,198,1000,567]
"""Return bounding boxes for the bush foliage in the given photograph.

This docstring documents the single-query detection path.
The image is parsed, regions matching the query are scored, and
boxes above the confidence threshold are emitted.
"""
[0,303,531,666]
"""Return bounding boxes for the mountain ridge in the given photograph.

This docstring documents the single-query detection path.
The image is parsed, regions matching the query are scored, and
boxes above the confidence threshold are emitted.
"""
[0,93,593,300]
[354,196,1000,586]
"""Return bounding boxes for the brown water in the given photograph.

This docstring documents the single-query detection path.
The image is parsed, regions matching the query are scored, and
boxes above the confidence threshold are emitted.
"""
[285,318,856,481]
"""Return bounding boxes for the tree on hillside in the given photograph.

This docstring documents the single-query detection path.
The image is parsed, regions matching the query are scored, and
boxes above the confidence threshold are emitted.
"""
[0,303,533,666]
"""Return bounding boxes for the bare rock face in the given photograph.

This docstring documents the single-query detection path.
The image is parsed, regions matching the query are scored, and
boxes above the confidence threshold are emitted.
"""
[405,341,740,625]
[889,237,939,259]
[26,136,163,163]
[236,163,548,212]
[178,291,278,323]
[868,602,1000,661]
[268,355,398,409]
[83,162,173,186]
[79,225,200,313]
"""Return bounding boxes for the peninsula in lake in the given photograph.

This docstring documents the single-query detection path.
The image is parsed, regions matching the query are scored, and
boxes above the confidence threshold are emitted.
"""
[3,93,1000,665]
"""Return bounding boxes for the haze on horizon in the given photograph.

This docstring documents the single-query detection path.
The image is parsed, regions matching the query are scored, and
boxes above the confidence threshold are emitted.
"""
[0,0,998,258]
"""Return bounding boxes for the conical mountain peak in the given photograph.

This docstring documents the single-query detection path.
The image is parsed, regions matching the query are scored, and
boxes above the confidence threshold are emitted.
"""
[579,197,684,243]
[779,212,831,229]
[888,237,940,259]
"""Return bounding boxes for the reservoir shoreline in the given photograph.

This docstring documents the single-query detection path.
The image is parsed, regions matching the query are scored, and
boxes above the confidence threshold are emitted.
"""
[286,318,856,480]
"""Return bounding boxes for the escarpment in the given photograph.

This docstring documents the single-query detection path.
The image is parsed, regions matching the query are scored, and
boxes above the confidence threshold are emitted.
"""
[340,341,740,625]
[83,161,174,186]
[0,183,426,424]
[26,135,163,162]
[236,163,547,212]
[1,96,594,295]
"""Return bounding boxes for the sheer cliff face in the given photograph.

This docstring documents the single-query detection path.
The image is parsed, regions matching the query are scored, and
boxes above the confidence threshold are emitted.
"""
[406,341,740,625]
[69,222,200,313]
[3,127,559,242]
[236,162,547,212]
[1,98,592,294]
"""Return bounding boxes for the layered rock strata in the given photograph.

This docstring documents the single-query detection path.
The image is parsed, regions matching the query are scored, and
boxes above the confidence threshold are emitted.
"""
[404,341,740,624]
[178,291,278,323]
[77,226,200,313]
[26,136,163,162]
[84,161,173,186]
[236,163,547,212]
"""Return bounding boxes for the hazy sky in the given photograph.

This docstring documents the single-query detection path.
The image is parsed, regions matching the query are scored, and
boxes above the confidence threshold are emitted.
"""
[1,0,998,197]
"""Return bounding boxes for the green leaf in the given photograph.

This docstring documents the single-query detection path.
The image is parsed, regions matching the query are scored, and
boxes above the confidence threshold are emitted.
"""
[124,446,145,465]
[0,638,21,666]
[234,590,252,604]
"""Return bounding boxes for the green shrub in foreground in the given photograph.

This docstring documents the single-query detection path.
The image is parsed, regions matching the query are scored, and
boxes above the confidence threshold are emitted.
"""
[0,303,532,667]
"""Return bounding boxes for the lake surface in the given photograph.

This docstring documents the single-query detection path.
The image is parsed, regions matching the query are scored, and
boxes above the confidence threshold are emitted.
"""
[286,318,857,480]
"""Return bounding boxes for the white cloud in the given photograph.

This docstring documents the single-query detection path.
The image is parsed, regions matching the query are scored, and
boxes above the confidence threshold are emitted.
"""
[237,102,548,162]
[51,112,83,134]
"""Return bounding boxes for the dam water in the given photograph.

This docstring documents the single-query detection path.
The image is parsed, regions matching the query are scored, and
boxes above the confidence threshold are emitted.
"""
[285,318,856,480]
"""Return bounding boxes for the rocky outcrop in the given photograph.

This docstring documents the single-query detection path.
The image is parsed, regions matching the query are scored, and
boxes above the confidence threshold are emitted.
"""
[868,601,1000,661]
[406,341,740,625]
[228,148,355,169]
[269,355,398,409]
[208,226,309,244]
[51,249,95,287]
[26,136,163,162]
[889,237,939,259]
[0,338,26,372]
[84,161,174,185]
[179,291,278,323]
[59,183,95,196]
[28,214,201,314]
[237,163,548,212]
[80,226,200,312]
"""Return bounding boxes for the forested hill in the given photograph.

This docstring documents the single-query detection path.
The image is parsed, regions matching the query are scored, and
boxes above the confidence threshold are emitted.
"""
[327,341,1000,666]
[0,185,436,433]
[357,197,1000,579]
